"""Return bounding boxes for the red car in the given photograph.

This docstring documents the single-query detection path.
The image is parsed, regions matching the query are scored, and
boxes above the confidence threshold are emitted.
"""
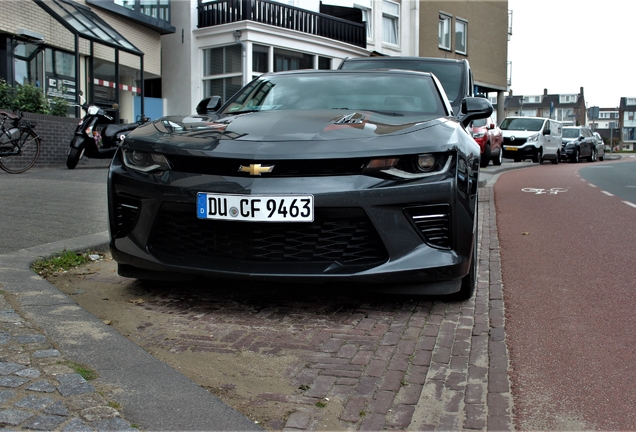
[473,116,503,167]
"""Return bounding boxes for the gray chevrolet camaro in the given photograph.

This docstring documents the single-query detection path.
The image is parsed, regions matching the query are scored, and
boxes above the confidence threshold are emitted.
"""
[108,69,492,300]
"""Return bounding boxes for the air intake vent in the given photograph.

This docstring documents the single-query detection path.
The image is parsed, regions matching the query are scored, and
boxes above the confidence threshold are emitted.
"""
[404,204,451,249]
[334,112,365,124]
[113,194,141,238]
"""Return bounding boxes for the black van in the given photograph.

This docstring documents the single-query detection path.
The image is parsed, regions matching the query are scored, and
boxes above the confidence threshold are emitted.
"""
[338,57,474,117]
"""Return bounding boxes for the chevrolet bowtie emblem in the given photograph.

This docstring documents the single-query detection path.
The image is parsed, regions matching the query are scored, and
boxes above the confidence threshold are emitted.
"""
[239,164,275,176]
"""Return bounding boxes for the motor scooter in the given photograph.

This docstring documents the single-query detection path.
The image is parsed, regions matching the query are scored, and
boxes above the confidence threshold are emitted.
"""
[66,91,149,169]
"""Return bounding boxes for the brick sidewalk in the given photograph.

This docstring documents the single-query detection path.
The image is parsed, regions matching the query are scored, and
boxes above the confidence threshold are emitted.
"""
[122,185,514,431]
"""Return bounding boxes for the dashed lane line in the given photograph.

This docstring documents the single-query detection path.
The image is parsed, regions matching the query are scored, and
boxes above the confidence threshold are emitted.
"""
[601,191,614,196]
[588,183,597,187]
[622,201,636,208]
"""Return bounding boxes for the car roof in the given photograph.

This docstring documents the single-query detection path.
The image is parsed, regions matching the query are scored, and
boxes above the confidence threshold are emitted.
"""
[342,56,467,65]
[262,68,434,77]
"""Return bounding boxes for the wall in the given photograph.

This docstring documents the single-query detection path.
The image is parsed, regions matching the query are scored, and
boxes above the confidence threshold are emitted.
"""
[419,1,509,92]
[21,113,80,167]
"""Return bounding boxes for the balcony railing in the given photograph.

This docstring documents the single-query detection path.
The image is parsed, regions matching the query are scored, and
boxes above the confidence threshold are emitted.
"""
[197,0,366,48]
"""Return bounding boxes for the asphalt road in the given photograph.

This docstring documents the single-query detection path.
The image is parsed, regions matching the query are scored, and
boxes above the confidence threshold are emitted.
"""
[0,162,109,254]
[579,156,636,202]
[494,158,636,430]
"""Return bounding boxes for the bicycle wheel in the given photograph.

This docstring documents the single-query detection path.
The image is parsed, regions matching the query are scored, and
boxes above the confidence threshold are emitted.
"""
[0,128,41,174]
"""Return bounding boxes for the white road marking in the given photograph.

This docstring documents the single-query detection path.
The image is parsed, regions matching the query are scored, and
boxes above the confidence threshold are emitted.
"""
[623,201,636,208]
[601,191,614,196]
[588,183,597,187]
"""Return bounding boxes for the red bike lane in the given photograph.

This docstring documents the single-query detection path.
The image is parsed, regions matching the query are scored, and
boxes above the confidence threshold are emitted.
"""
[493,160,636,430]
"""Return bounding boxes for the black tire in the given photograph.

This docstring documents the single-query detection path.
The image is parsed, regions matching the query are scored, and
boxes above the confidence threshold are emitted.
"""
[587,148,596,162]
[449,202,478,302]
[0,129,41,174]
[493,147,503,166]
[480,143,491,168]
[66,146,84,169]
[532,148,542,163]
[571,148,579,163]
[551,151,560,164]
[599,153,605,161]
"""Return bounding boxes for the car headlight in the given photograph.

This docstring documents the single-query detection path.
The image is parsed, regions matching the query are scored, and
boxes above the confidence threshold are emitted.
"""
[122,149,171,173]
[473,131,486,139]
[527,133,539,143]
[364,153,452,179]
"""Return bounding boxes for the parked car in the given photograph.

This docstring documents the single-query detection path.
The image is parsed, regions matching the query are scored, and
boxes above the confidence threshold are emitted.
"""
[561,126,598,162]
[500,117,562,164]
[338,57,473,118]
[472,116,503,167]
[108,69,492,300]
[593,132,606,161]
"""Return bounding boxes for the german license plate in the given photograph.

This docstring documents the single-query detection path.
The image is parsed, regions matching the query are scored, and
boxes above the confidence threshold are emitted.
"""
[197,193,314,222]
[505,146,518,151]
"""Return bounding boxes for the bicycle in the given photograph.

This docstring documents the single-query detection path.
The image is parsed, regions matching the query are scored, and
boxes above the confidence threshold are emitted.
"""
[0,110,41,174]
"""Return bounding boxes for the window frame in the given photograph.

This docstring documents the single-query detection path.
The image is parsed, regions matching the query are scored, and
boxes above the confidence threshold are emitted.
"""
[455,18,467,55]
[438,13,451,51]
[381,0,400,46]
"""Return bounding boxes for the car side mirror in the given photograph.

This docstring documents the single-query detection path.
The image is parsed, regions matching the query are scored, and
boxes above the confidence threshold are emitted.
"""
[459,97,493,128]
[579,135,584,141]
[196,96,222,115]
[542,129,550,135]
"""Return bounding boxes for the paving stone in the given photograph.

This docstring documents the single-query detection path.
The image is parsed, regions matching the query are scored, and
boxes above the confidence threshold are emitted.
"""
[0,362,26,376]
[14,395,54,410]
[285,411,311,429]
[14,367,40,379]
[92,416,135,431]
[61,417,92,432]
[0,408,33,426]
[0,390,15,403]
[22,414,67,431]
[26,380,56,393]
[44,401,69,416]
[32,349,61,359]
[13,334,46,344]
[0,376,28,388]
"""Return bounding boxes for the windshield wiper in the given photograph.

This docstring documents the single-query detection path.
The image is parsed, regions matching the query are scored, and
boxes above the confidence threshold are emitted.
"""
[228,109,260,115]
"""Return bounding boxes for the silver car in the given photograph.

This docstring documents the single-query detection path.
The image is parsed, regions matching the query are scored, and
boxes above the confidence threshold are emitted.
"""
[593,132,606,161]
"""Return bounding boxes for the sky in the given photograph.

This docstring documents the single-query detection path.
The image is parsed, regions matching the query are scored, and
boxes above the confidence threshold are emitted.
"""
[507,0,634,109]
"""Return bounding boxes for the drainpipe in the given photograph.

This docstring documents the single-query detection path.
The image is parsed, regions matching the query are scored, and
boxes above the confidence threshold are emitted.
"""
[234,30,247,87]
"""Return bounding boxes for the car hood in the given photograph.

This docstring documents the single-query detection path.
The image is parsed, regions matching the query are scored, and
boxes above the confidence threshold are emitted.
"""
[123,110,465,158]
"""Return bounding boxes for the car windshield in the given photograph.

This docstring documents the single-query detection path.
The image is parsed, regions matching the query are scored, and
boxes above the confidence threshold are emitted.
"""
[472,118,487,127]
[339,60,463,106]
[499,118,544,131]
[221,72,446,117]
[562,128,581,138]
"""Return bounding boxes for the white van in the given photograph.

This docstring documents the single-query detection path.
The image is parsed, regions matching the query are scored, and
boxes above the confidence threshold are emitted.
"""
[500,117,563,164]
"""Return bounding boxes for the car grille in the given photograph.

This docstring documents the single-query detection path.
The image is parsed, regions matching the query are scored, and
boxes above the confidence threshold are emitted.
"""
[112,193,141,238]
[165,155,368,177]
[404,204,451,249]
[148,203,389,270]
[503,137,527,146]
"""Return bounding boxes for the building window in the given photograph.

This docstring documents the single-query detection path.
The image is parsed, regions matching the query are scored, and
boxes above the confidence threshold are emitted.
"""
[439,14,451,50]
[455,19,467,54]
[274,48,313,72]
[382,0,399,45]
[115,0,170,21]
[556,108,574,122]
[356,5,373,39]
[202,45,243,100]
[559,94,578,103]
[318,57,331,70]
[252,44,269,74]
[522,96,541,103]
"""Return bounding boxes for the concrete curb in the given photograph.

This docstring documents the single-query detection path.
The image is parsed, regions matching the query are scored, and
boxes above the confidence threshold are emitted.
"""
[0,233,261,431]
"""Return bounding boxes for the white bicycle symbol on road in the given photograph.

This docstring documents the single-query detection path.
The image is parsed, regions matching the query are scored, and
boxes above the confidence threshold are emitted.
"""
[522,188,568,195]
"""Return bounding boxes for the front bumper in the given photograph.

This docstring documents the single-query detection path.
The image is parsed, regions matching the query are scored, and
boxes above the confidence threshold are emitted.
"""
[108,150,477,292]
[502,144,538,159]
